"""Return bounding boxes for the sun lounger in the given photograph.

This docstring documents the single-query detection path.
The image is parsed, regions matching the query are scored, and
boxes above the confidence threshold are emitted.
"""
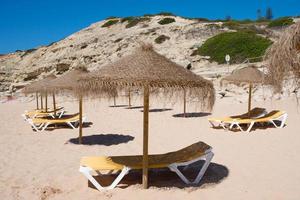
[208,107,267,129]
[79,141,214,190]
[23,106,65,119]
[24,113,85,132]
[224,110,288,132]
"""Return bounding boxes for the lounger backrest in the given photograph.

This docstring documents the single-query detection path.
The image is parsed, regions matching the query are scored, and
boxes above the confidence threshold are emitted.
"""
[109,141,211,169]
[254,110,285,122]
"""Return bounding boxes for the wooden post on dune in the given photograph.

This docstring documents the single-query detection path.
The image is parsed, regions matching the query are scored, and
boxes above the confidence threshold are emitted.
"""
[45,92,48,112]
[128,89,131,108]
[52,93,57,117]
[36,92,39,109]
[79,96,83,144]
[183,89,186,118]
[248,83,252,116]
[143,86,149,189]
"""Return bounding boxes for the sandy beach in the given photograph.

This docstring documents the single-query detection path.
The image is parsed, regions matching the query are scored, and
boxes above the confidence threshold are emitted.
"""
[0,93,299,200]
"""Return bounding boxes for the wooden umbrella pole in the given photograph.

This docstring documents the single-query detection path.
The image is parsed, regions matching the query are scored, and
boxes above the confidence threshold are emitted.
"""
[79,96,83,144]
[40,94,43,110]
[36,92,39,109]
[45,92,48,112]
[183,89,186,118]
[248,83,252,115]
[113,95,116,106]
[52,93,57,117]
[128,89,131,108]
[142,86,149,189]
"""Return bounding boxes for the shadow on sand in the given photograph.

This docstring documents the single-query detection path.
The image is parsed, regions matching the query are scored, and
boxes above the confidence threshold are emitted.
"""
[173,112,211,118]
[125,106,144,110]
[109,105,128,108]
[140,108,173,113]
[68,134,134,145]
[88,161,229,190]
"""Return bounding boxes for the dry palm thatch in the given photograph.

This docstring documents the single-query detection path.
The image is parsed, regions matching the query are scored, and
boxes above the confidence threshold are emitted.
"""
[221,65,265,86]
[221,65,265,113]
[22,74,57,94]
[264,21,300,92]
[76,44,215,110]
[45,67,89,95]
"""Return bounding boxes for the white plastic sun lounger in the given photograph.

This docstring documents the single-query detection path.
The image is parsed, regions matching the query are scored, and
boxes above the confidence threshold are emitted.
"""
[79,141,214,190]
[225,110,288,132]
[23,113,86,132]
[23,106,65,119]
[208,107,267,130]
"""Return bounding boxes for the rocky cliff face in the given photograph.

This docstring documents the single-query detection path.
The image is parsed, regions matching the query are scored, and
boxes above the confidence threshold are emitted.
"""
[0,15,280,95]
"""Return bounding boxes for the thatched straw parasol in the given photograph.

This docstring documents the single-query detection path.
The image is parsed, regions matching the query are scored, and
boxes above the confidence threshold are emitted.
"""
[76,44,215,189]
[46,67,89,144]
[23,74,57,111]
[264,21,300,92]
[221,65,265,114]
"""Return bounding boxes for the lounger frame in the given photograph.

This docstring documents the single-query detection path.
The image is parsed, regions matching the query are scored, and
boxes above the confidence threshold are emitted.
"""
[228,112,288,132]
[79,149,214,190]
[23,115,86,132]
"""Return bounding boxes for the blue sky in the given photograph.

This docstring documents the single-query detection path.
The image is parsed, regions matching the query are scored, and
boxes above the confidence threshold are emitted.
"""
[0,0,299,54]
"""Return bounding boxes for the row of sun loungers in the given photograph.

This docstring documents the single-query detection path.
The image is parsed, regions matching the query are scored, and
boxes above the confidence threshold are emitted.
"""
[208,108,288,132]
[22,107,85,132]
[21,106,287,190]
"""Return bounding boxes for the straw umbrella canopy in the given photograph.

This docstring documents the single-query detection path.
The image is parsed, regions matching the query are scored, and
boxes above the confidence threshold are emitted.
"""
[46,67,89,144]
[264,21,300,92]
[221,65,265,114]
[23,74,57,111]
[76,44,215,189]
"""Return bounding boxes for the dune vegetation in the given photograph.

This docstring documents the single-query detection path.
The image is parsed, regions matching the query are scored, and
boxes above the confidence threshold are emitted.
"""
[197,31,272,64]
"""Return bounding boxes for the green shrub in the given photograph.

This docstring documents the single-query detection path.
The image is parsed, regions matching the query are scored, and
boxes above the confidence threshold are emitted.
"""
[124,17,150,28]
[197,31,272,64]
[21,48,37,58]
[190,17,210,22]
[268,17,294,28]
[205,23,222,29]
[158,17,175,25]
[120,17,134,23]
[157,12,175,16]
[222,21,241,30]
[154,35,170,44]
[106,16,118,20]
[101,19,119,28]
[114,38,123,43]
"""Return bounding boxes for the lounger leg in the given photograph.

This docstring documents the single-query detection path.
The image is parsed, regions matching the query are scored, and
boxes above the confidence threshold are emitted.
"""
[58,111,65,118]
[38,123,45,129]
[67,122,76,129]
[220,122,229,130]
[31,123,41,132]
[229,122,236,130]
[245,122,254,132]
[270,114,288,128]
[79,166,130,190]
[209,120,228,130]
[168,151,214,185]
[41,122,50,131]
[235,122,254,132]
[193,151,214,184]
